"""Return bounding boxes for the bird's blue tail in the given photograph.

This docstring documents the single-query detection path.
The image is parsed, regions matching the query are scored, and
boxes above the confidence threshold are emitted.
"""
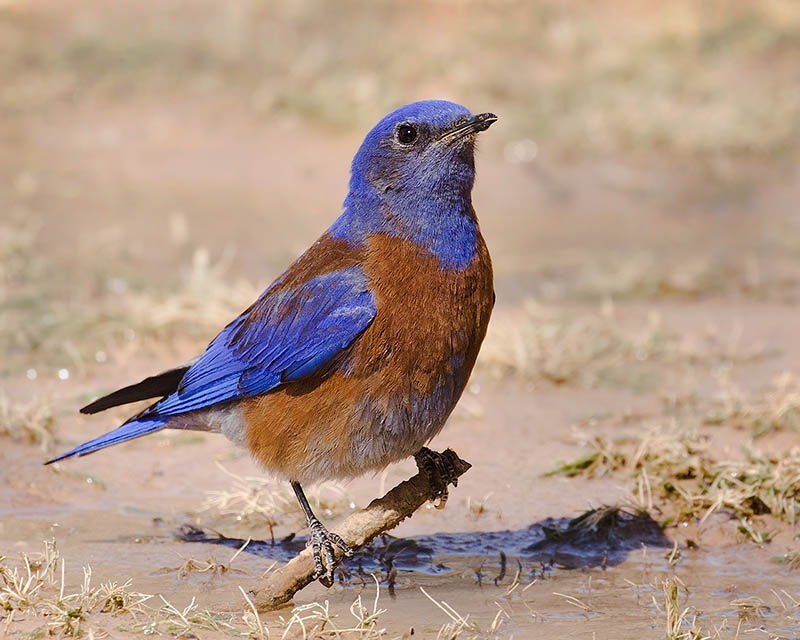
[45,415,169,464]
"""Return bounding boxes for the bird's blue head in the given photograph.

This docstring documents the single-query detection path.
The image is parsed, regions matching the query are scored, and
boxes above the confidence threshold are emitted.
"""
[334,100,497,269]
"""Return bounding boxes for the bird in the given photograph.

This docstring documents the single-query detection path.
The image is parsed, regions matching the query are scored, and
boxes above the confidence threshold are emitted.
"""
[47,100,497,584]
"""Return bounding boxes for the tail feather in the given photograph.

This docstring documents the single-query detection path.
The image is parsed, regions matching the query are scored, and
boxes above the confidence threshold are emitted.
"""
[80,366,191,414]
[45,415,169,464]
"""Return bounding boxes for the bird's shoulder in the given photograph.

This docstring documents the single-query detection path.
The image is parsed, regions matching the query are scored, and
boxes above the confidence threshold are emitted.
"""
[265,232,367,297]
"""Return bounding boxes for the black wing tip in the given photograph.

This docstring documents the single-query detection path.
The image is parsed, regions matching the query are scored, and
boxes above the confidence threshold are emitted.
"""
[78,368,189,416]
[79,392,134,415]
[79,401,104,415]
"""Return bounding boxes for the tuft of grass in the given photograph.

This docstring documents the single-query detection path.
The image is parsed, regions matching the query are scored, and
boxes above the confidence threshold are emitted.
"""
[547,428,708,481]
[0,215,42,287]
[0,392,55,450]
[771,551,800,570]
[278,575,387,639]
[659,581,800,640]
[548,427,800,541]
[119,247,261,342]
[3,244,261,374]
[154,540,250,580]
[480,302,674,388]
[731,596,771,623]
[135,595,247,637]
[478,302,767,390]
[528,251,797,303]
[544,436,629,478]
[200,463,356,539]
[704,373,800,438]
[0,540,152,637]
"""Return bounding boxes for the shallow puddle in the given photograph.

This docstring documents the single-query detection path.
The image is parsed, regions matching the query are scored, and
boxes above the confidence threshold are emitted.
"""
[3,497,800,638]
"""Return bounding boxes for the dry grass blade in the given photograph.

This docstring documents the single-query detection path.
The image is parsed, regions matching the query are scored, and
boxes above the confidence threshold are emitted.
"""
[552,591,592,612]
[239,586,268,640]
[663,577,710,640]
[419,587,508,639]
[420,586,479,639]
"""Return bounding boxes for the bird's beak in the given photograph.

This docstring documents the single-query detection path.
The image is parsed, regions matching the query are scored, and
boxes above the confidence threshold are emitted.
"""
[438,112,498,142]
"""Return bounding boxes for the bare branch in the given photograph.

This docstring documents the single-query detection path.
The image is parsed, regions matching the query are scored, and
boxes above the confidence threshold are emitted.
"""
[244,449,471,611]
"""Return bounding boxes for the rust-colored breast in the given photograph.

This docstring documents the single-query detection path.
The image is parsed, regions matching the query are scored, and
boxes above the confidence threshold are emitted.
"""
[242,232,494,482]
[354,232,493,403]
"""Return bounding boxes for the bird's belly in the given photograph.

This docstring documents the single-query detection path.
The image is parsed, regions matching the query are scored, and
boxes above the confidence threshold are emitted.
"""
[344,370,464,471]
[239,365,466,483]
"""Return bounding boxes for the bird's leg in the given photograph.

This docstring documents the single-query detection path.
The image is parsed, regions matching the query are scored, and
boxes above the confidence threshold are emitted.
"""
[414,447,459,510]
[291,480,353,586]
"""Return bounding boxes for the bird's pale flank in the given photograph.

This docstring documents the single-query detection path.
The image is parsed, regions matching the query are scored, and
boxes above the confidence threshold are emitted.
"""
[49,100,497,583]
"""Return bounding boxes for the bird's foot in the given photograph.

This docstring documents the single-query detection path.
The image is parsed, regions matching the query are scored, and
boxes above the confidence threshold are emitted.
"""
[307,517,353,586]
[414,446,459,510]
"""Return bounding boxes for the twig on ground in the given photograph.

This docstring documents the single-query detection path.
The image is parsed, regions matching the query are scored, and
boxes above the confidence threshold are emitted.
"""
[244,449,471,611]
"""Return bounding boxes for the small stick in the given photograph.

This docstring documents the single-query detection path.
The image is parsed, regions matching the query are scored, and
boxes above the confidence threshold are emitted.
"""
[244,448,471,611]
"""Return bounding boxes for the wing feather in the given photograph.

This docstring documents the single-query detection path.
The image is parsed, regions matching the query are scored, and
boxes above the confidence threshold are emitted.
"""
[152,266,375,417]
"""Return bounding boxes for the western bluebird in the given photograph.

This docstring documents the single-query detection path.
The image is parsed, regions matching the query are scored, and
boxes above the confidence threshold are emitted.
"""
[48,100,497,583]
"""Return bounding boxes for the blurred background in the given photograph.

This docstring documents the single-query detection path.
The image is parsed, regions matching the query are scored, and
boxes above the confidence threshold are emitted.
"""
[1,0,800,636]
[2,0,798,339]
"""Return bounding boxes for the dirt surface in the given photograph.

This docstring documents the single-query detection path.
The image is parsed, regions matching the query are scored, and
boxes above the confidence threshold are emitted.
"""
[2,1,800,638]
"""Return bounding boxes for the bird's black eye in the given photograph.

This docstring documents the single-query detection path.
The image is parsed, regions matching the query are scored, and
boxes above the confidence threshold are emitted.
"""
[396,124,418,145]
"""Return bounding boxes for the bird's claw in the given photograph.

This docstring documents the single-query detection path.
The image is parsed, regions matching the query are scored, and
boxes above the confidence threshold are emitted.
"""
[414,447,458,509]
[307,517,353,586]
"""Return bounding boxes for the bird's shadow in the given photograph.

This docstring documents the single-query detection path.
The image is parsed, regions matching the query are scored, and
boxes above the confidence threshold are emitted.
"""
[175,505,670,586]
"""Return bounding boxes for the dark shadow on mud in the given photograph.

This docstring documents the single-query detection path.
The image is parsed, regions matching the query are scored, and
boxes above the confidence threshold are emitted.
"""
[174,505,670,585]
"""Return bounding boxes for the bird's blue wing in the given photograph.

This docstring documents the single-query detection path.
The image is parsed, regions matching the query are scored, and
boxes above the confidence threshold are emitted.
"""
[152,266,376,416]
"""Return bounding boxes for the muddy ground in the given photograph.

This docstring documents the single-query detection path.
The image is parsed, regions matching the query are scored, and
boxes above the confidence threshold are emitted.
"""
[2,1,800,638]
